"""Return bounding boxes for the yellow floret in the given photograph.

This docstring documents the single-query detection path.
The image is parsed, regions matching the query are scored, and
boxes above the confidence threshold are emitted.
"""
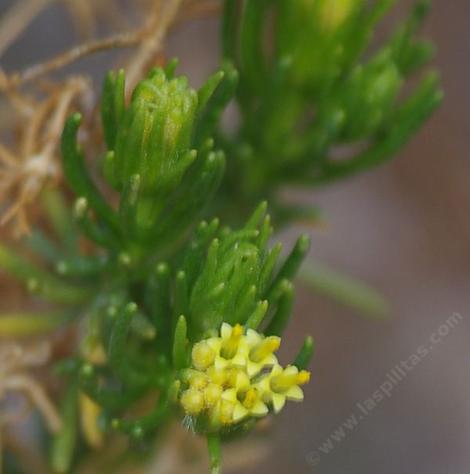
[224,367,250,390]
[270,366,311,392]
[246,332,280,376]
[222,386,268,422]
[257,365,311,414]
[180,388,205,415]
[220,323,244,359]
[192,341,216,370]
[206,366,228,386]
[212,399,236,426]
[204,383,223,408]
[189,372,209,391]
[207,323,249,370]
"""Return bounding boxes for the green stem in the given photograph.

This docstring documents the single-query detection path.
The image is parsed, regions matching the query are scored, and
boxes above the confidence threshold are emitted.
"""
[50,383,78,474]
[207,434,222,474]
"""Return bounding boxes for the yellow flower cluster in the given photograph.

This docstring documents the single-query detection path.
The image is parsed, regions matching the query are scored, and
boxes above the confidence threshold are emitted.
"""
[178,323,310,427]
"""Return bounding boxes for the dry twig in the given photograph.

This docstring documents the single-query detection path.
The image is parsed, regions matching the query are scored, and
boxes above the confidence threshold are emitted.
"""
[0,341,62,433]
[0,0,219,235]
[0,77,88,234]
[125,0,183,92]
[0,0,187,92]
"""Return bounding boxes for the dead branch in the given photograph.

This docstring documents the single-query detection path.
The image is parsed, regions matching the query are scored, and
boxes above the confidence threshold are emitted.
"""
[1,32,142,91]
[125,0,183,93]
[0,0,214,93]
[3,374,62,433]
[0,77,88,234]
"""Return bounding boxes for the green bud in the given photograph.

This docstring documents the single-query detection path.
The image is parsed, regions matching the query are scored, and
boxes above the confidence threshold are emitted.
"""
[338,55,403,140]
[109,68,198,195]
[98,66,229,246]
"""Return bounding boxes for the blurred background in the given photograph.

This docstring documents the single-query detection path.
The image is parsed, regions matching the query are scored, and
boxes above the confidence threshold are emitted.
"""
[0,0,469,473]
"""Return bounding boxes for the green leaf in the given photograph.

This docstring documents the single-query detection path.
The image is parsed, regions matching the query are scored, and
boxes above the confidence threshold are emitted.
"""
[112,389,170,436]
[73,197,120,249]
[79,364,139,410]
[101,69,126,150]
[0,312,67,336]
[194,63,239,146]
[145,262,171,336]
[313,73,442,184]
[24,230,62,264]
[108,302,150,387]
[299,261,390,319]
[0,243,91,304]
[245,299,268,330]
[267,234,310,301]
[173,315,189,370]
[40,188,77,250]
[62,113,119,233]
[294,336,315,370]
[174,271,189,320]
[197,70,225,115]
[239,0,270,93]
[164,57,179,78]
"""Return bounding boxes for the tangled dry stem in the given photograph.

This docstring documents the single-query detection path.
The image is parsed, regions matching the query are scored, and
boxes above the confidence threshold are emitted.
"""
[0,341,62,433]
[0,77,88,235]
[0,341,61,474]
[0,0,214,235]
[0,0,217,91]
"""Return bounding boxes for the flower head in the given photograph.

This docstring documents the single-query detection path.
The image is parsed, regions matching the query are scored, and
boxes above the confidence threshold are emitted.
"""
[176,323,310,431]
